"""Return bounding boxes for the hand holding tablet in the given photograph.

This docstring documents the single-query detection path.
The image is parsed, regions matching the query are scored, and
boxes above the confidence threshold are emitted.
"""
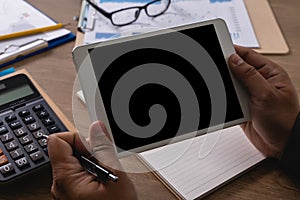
[72,19,249,157]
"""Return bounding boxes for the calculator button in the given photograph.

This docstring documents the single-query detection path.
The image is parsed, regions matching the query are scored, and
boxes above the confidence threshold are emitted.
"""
[13,127,27,137]
[5,140,18,151]
[22,115,35,125]
[0,154,8,166]
[38,138,47,147]
[18,110,30,117]
[0,133,13,142]
[9,120,22,130]
[33,104,44,112]
[43,148,48,155]
[32,130,46,139]
[30,151,44,162]
[0,163,15,176]
[47,124,61,133]
[19,135,32,145]
[0,125,8,135]
[27,122,40,132]
[10,148,24,160]
[5,114,17,123]
[36,110,49,119]
[42,117,55,126]
[24,143,38,153]
[15,157,30,169]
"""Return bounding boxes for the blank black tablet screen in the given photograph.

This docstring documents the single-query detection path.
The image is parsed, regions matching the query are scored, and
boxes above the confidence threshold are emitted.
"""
[89,24,243,152]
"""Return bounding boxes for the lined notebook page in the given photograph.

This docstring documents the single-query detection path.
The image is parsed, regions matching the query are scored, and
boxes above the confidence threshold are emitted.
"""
[139,126,265,200]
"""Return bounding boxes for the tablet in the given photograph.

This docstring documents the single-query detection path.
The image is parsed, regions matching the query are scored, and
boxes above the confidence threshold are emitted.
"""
[72,19,249,157]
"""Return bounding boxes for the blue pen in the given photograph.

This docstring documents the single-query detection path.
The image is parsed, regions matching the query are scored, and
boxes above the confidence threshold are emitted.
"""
[0,67,15,77]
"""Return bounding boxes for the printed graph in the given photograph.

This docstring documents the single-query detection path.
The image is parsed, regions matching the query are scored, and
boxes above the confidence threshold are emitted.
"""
[210,0,232,3]
[85,0,259,47]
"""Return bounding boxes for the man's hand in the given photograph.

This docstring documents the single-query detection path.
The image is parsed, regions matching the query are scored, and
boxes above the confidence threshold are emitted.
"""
[228,45,300,158]
[47,121,137,200]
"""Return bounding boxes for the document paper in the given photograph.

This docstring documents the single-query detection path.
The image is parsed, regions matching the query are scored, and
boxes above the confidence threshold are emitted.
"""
[84,0,259,47]
[0,0,70,63]
[139,126,265,199]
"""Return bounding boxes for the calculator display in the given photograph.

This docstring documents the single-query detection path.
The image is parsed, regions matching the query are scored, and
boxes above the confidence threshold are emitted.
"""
[0,85,34,106]
[0,74,40,111]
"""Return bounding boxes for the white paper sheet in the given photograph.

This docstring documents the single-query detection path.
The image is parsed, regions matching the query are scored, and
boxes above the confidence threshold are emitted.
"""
[0,0,70,58]
[139,126,265,200]
[83,0,259,47]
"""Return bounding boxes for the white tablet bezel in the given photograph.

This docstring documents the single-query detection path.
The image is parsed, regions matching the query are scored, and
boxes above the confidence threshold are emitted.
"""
[72,19,249,157]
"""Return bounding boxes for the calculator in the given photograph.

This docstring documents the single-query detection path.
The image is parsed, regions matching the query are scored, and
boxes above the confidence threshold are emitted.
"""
[0,70,74,182]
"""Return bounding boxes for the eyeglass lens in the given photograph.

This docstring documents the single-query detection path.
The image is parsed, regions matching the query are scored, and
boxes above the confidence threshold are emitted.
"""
[112,8,141,26]
[146,0,170,17]
[111,0,170,26]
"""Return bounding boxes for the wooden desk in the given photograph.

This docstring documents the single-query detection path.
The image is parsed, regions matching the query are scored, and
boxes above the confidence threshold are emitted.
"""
[1,0,299,199]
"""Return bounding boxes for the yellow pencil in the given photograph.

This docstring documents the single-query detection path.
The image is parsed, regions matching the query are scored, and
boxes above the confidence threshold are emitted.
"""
[0,23,64,41]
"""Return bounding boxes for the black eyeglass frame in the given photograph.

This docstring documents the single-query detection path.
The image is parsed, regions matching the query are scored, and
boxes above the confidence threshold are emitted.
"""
[86,0,171,26]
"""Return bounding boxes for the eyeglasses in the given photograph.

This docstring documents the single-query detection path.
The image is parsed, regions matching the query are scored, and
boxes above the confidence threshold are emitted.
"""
[86,0,171,26]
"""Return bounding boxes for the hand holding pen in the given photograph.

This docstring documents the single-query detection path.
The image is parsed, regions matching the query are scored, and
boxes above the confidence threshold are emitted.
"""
[43,134,118,182]
[46,121,137,200]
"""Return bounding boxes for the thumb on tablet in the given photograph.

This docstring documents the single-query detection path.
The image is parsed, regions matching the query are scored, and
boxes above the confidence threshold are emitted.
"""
[88,121,122,171]
[228,53,270,97]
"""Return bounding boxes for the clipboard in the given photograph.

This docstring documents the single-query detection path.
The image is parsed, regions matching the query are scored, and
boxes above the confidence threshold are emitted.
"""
[75,0,288,54]
[0,33,75,69]
[0,0,75,69]
[77,0,96,33]
[244,0,289,54]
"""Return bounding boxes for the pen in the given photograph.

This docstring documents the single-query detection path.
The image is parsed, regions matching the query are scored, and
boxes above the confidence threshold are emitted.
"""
[42,134,119,182]
[74,152,119,182]
[0,23,65,41]
[0,67,15,77]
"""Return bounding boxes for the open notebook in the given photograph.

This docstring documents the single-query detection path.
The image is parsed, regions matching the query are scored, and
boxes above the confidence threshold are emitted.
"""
[76,80,265,199]
[139,126,266,199]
